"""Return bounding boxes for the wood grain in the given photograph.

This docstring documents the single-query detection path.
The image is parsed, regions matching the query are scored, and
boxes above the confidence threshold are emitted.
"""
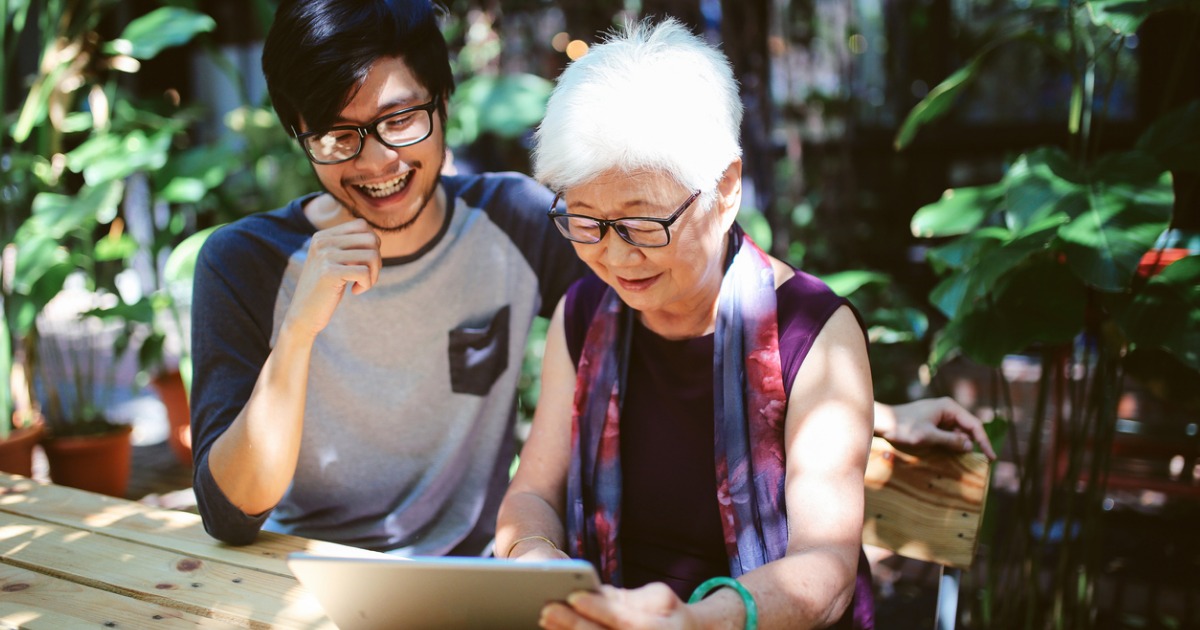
[863,437,992,569]
[0,564,232,628]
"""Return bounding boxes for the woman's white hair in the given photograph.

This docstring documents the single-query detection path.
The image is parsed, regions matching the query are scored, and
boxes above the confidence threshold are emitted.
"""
[533,19,743,202]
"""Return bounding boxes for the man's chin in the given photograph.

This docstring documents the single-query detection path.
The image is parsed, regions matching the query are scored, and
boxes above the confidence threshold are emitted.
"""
[351,203,426,233]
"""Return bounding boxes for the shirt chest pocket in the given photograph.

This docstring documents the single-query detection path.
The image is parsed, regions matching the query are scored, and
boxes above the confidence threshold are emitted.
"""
[447,305,511,396]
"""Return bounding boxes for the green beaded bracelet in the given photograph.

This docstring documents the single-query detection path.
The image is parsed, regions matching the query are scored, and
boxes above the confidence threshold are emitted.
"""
[688,576,758,630]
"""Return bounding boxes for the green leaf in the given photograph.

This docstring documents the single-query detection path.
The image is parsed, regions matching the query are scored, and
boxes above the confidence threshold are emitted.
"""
[93,233,139,262]
[911,183,1003,237]
[164,225,221,285]
[943,255,1085,368]
[1086,0,1196,35]
[818,270,890,297]
[446,73,552,146]
[895,59,981,150]
[85,297,156,325]
[867,307,929,344]
[1057,151,1174,291]
[1136,99,1200,174]
[22,181,125,241]
[68,129,174,185]
[737,209,773,252]
[1002,148,1079,232]
[103,7,216,60]
[929,221,1061,319]
[926,226,1009,272]
[1121,255,1200,372]
[12,234,69,294]
[928,318,966,372]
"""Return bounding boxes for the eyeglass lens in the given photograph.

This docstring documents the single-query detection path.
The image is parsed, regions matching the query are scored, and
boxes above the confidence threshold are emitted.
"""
[303,107,433,164]
[552,215,672,247]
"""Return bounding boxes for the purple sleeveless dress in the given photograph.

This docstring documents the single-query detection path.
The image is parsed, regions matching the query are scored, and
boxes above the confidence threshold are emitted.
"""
[564,270,875,629]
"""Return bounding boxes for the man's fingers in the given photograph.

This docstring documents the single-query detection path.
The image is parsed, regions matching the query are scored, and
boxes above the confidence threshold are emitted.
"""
[935,398,997,460]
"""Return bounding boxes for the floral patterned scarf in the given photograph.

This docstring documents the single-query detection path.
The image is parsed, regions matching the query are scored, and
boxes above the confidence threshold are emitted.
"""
[566,225,789,585]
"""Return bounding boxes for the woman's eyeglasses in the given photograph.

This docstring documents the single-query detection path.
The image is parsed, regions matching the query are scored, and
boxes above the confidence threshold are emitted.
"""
[294,96,440,165]
[547,190,701,248]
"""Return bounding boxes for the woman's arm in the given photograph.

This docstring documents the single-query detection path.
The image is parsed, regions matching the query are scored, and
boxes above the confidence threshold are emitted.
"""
[544,305,874,630]
[495,298,575,561]
[729,304,874,627]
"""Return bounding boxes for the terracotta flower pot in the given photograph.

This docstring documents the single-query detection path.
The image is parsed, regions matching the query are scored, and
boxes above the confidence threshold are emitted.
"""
[152,370,192,467]
[0,422,44,477]
[41,423,133,498]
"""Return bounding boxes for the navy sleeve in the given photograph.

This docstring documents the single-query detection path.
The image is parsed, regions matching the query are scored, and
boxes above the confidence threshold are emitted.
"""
[190,209,304,544]
[449,172,589,318]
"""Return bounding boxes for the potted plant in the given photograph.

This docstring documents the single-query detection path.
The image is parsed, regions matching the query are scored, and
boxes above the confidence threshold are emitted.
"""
[34,298,135,498]
[895,0,1200,625]
[2,0,216,486]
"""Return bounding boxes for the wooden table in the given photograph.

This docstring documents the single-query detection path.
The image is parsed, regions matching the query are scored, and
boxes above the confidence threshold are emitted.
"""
[0,472,386,628]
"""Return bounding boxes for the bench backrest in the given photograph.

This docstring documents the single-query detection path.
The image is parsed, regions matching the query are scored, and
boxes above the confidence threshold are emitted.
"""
[863,437,992,570]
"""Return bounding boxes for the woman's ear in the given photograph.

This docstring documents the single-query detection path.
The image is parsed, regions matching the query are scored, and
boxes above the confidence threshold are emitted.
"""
[716,159,743,231]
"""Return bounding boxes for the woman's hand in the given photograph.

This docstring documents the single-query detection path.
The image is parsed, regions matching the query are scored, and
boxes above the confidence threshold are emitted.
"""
[874,397,997,460]
[540,584,699,630]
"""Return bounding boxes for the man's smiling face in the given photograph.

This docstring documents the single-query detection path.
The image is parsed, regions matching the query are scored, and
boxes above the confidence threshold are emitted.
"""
[302,56,445,233]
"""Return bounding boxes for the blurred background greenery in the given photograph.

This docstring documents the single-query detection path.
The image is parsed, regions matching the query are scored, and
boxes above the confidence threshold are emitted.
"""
[2,0,1199,627]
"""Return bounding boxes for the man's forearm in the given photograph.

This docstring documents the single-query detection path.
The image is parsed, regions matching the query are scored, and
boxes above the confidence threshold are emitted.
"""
[207,323,316,515]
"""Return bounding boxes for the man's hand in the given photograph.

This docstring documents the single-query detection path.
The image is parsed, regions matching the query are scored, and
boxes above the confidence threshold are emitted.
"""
[284,219,382,339]
[540,584,698,630]
[875,397,998,460]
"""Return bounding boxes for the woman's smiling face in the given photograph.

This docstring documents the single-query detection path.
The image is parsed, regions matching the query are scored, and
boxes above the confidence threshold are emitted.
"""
[564,168,740,335]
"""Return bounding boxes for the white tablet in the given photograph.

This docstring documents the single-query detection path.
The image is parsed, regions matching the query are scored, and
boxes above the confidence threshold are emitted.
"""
[287,552,601,629]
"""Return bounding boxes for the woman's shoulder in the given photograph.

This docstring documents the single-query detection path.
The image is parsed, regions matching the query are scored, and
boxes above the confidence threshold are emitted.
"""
[562,273,607,365]
[777,269,866,395]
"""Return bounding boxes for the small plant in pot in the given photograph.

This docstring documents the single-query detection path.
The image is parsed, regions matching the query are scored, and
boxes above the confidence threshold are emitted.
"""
[34,292,134,498]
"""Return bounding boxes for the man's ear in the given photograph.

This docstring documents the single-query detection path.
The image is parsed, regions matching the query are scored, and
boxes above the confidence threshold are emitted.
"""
[715,159,743,231]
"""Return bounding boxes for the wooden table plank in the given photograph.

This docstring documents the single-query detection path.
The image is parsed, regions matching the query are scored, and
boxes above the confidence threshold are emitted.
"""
[0,564,235,629]
[0,513,333,629]
[0,474,383,578]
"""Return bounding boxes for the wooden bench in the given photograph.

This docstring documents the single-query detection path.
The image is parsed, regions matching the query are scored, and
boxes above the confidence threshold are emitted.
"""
[863,437,992,629]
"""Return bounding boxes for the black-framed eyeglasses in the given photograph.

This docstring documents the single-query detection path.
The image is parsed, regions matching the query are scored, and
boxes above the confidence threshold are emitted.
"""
[547,189,702,248]
[293,96,440,165]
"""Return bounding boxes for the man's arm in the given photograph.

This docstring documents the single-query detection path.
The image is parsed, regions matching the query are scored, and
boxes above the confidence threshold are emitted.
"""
[191,218,381,542]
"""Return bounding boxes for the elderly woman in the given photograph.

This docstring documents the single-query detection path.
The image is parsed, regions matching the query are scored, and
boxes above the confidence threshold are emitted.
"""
[496,19,874,630]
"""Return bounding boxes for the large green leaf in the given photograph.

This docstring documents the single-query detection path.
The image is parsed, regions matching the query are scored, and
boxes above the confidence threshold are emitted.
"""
[67,129,174,185]
[928,221,1059,318]
[1120,255,1200,372]
[1057,151,1174,291]
[819,270,891,297]
[1086,0,1197,35]
[1136,99,1200,174]
[911,183,1003,237]
[895,60,981,150]
[21,181,125,241]
[1002,148,1080,232]
[926,226,1009,273]
[164,225,222,286]
[951,256,1085,367]
[103,7,215,61]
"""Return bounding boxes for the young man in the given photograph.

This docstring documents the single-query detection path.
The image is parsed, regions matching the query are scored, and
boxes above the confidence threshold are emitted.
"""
[189,0,585,555]
[191,0,995,556]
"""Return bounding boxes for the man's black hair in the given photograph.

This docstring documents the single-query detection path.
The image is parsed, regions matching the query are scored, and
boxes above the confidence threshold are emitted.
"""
[262,0,454,135]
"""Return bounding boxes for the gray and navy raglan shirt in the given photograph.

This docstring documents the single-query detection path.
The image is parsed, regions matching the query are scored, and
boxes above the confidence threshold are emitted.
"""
[190,172,586,555]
